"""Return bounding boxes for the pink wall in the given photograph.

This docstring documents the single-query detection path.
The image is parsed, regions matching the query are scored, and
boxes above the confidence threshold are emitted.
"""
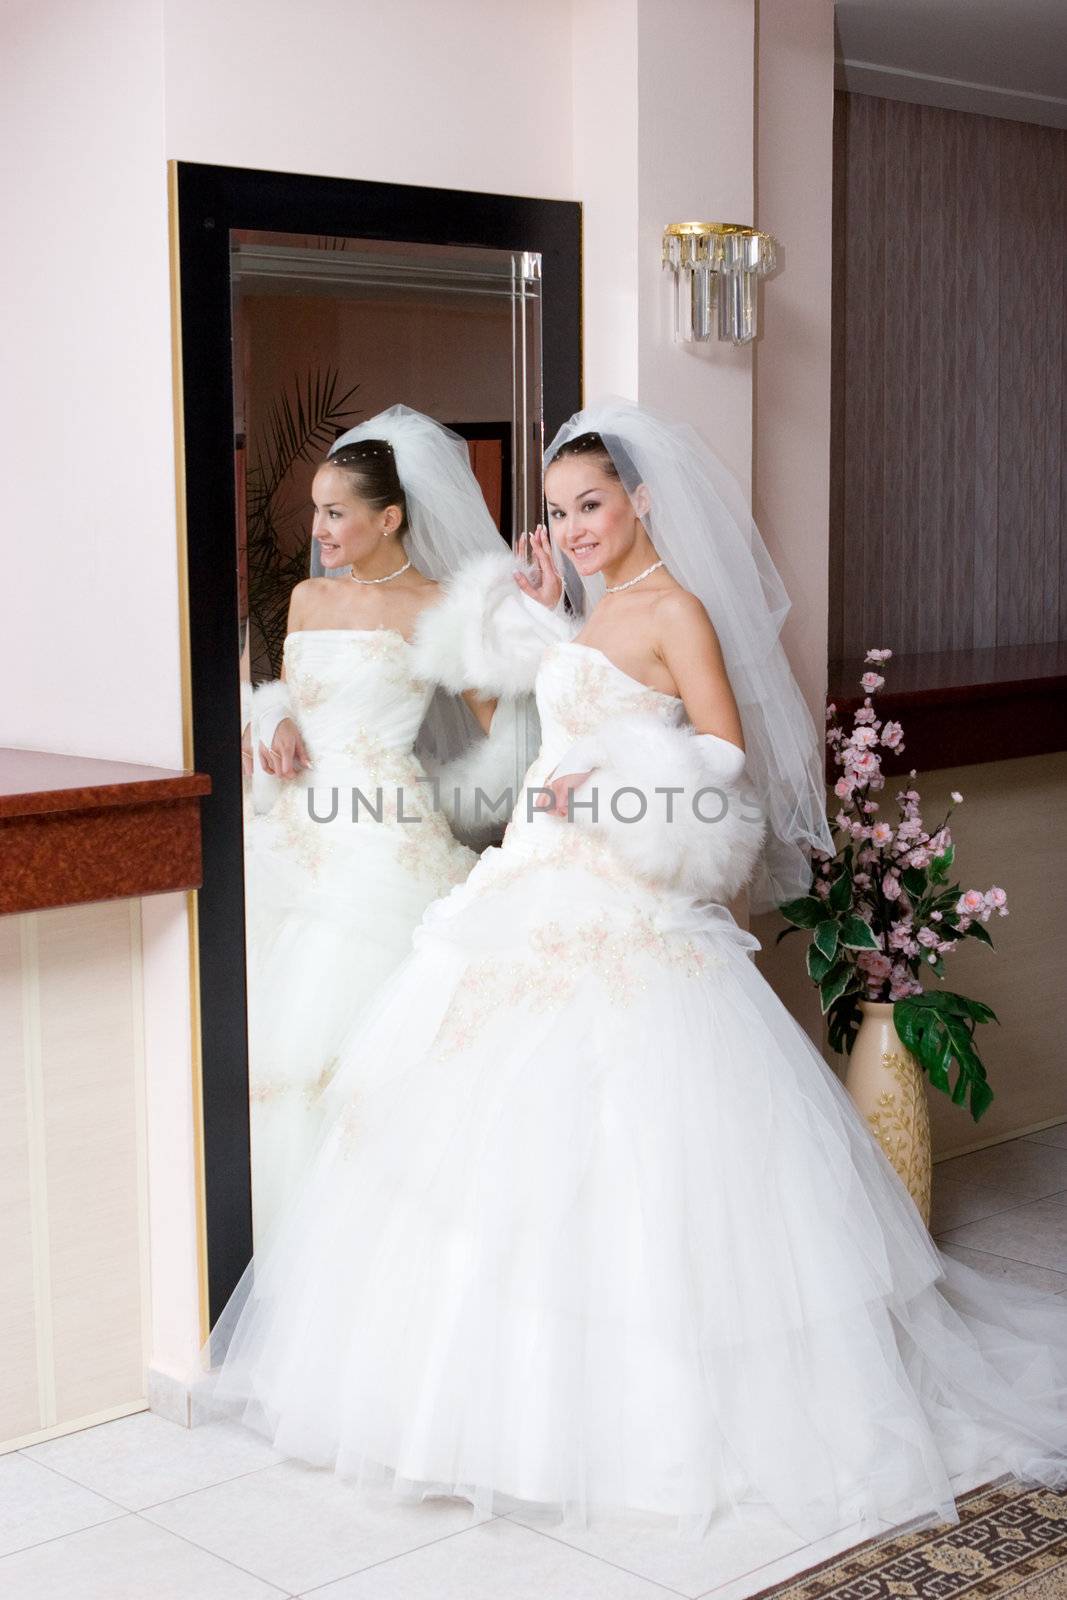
[163,0,574,200]
[750,0,836,1027]
[636,0,757,496]
[1,0,178,767]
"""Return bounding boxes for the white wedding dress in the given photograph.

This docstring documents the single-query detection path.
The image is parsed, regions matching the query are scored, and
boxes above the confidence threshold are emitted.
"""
[244,627,477,1247]
[216,636,1067,1544]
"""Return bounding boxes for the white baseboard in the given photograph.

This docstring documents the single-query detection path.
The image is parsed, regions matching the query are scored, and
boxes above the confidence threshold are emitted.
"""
[147,1365,192,1428]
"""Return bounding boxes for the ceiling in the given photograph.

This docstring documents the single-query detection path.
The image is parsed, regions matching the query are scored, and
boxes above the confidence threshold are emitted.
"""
[834,0,1067,127]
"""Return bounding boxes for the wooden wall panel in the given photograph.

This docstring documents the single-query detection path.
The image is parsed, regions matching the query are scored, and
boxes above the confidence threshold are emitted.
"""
[0,901,149,1451]
[832,94,1067,661]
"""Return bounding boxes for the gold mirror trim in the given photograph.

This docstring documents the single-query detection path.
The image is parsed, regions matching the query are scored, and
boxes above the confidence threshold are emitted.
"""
[167,159,211,1346]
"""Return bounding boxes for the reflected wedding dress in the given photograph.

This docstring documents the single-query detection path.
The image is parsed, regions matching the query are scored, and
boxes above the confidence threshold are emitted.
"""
[244,627,477,1248]
[211,563,1067,1544]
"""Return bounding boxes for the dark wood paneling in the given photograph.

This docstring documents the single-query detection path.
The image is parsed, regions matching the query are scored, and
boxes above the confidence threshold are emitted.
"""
[831,94,1067,663]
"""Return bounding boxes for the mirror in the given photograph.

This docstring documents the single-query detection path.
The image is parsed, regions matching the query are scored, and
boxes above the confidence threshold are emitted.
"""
[229,229,545,1249]
[173,160,580,1319]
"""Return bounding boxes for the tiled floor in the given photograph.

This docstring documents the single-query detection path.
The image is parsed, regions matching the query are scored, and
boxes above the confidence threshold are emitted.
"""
[3,1128,1066,1600]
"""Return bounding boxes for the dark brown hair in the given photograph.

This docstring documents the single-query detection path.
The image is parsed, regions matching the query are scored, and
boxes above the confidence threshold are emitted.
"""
[323,438,409,535]
[547,430,620,480]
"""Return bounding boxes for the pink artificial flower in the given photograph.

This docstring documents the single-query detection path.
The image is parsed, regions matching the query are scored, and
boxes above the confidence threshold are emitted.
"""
[880,720,905,749]
[850,726,879,750]
[871,822,894,846]
[834,777,854,799]
[847,750,880,781]
[958,889,986,916]
[857,950,893,978]
[917,927,940,948]
[950,790,963,804]
[930,910,942,921]
[984,886,1007,910]
[815,878,830,899]
[957,915,972,931]
[860,671,885,693]
[854,705,877,725]
[883,873,902,901]
[863,800,879,813]
[907,847,931,869]
[888,926,913,951]
[865,647,893,662]
[825,703,836,720]
[936,939,958,955]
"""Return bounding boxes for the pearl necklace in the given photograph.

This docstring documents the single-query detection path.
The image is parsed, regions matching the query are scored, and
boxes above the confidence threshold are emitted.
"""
[605,559,664,594]
[348,558,412,586]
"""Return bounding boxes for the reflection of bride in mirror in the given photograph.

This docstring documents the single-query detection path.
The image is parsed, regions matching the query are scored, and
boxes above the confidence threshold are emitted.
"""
[244,405,513,1249]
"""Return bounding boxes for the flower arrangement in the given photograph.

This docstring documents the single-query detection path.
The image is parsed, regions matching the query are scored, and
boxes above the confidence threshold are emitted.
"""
[777,648,1006,1121]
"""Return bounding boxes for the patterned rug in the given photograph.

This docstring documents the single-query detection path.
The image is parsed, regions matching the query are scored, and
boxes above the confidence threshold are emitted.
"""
[754,1479,1067,1599]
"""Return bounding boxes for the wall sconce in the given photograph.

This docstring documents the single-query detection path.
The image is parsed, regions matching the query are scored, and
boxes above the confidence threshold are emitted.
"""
[662,222,777,344]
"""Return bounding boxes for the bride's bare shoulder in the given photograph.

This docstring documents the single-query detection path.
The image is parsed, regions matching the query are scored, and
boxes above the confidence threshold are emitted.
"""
[652,586,718,642]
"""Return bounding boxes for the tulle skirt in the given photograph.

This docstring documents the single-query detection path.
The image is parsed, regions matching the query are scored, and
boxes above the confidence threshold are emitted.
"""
[209,823,1067,1544]
[243,783,476,1247]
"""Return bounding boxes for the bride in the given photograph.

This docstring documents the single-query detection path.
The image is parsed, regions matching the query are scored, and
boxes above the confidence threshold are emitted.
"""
[243,405,521,1248]
[210,398,1067,1546]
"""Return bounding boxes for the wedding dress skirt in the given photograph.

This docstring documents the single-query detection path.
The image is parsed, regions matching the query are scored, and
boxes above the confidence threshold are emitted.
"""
[243,628,476,1248]
[212,639,1067,1544]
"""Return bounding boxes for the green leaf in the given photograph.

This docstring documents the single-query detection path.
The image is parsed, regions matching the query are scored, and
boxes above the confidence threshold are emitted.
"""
[819,964,853,1014]
[839,915,879,951]
[814,920,840,963]
[774,924,803,945]
[778,896,831,929]
[927,1036,952,1095]
[964,921,994,948]
[930,843,955,882]
[829,869,852,913]
[969,1077,994,1122]
[806,944,833,983]
[901,867,927,897]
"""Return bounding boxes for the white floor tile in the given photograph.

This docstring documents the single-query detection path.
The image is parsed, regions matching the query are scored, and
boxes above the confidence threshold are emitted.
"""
[937,1140,1067,1201]
[938,1194,1067,1272]
[305,1514,679,1599]
[23,1411,284,1511]
[0,1514,286,1600]
[505,1500,806,1600]
[695,1516,870,1600]
[142,1457,494,1595]
[929,1174,1027,1234]
[0,1455,123,1559]
[939,1240,1067,1293]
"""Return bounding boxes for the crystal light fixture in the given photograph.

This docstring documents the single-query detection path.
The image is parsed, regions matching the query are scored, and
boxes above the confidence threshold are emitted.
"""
[662,222,778,345]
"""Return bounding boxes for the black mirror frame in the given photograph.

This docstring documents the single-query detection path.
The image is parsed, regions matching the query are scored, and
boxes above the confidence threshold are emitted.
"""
[172,159,582,1324]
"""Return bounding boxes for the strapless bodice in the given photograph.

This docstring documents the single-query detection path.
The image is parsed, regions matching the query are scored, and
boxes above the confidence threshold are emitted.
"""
[282,630,434,780]
[533,640,686,764]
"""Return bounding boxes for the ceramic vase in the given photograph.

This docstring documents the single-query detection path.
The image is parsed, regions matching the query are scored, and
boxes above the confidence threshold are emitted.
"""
[844,999,933,1227]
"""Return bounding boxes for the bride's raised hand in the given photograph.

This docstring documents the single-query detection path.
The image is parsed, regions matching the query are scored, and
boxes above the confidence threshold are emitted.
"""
[513,524,563,609]
[258,718,311,779]
[532,770,594,818]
